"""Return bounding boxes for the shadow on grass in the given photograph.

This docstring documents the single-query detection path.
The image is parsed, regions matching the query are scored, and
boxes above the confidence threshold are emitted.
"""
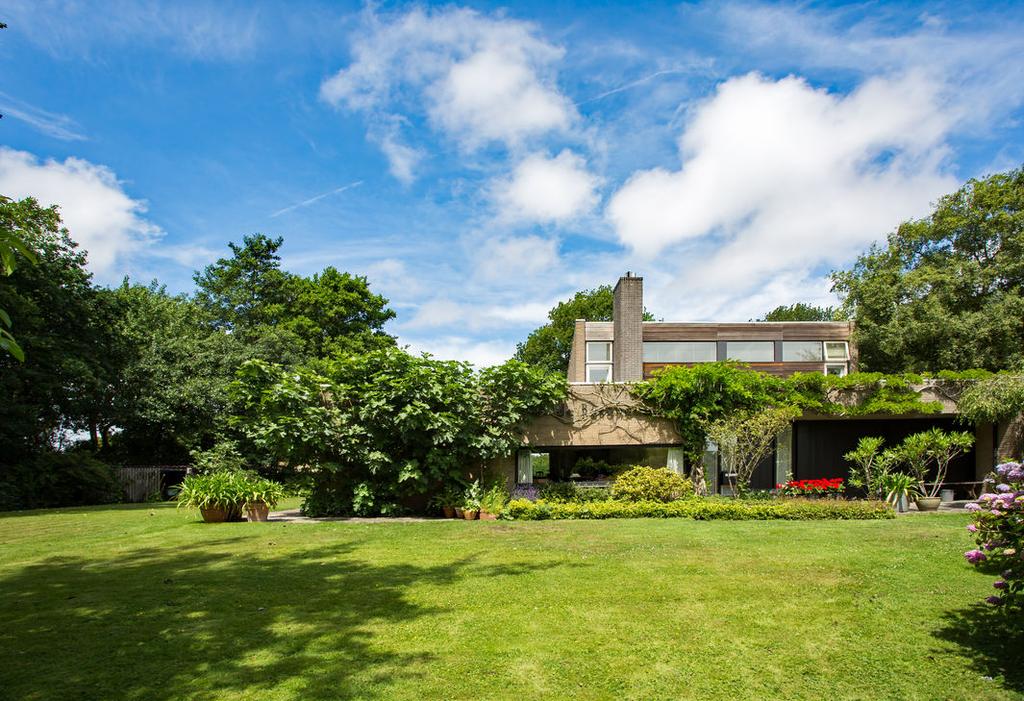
[0,534,570,700]
[934,602,1024,692]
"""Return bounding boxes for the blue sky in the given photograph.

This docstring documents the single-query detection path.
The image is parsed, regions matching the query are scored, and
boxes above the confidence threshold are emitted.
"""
[2,1,1023,365]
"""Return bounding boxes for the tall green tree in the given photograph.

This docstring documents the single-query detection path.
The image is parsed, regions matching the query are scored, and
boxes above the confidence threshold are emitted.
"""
[99,282,253,463]
[193,234,292,331]
[0,200,110,459]
[0,196,42,360]
[515,286,653,374]
[194,235,396,361]
[833,167,1024,372]
[759,303,844,322]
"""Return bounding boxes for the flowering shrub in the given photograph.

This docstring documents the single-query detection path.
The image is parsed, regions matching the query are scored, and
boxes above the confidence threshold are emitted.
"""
[612,466,694,503]
[964,461,1024,608]
[510,484,540,502]
[777,478,845,496]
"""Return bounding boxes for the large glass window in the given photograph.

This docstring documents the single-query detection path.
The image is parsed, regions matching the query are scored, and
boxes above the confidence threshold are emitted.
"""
[586,341,612,362]
[782,341,823,361]
[642,342,717,363]
[824,341,849,361]
[586,364,613,383]
[725,341,775,362]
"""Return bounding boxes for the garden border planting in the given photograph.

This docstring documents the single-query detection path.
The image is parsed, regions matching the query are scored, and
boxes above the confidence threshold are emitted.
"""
[502,497,894,520]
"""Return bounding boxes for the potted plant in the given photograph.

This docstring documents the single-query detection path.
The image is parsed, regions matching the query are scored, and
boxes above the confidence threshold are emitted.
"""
[892,429,974,512]
[479,482,509,520]
[879,472,921,513]
[176,471,249,522]
[432,484,463,518]
[462,480,482,520]
[243,477,285,522]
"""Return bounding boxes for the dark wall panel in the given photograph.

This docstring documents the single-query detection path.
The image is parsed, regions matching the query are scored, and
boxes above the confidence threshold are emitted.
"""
[793,418,976,493]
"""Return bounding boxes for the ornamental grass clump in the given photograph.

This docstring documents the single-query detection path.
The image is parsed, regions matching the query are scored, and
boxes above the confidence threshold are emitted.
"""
[964,461,1024,608]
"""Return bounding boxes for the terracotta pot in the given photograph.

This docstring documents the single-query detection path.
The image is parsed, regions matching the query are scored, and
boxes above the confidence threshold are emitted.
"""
[462,509,479,520]
[442,505,455,519]
[246,502,270,522]
[915,497,942,512]
[200,506,230,523]
[454,507,464,519]
[479,511,498,521]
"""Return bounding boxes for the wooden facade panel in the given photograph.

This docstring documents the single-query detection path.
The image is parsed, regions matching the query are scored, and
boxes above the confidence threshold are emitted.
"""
[642,322,852,343]
[781,324,853,340]
[585,321,614,341]
[643,361,829,379]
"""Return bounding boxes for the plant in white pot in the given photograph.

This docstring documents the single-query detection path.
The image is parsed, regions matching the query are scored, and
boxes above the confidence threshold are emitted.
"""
[893,429,974,511]
[879,472,921,513]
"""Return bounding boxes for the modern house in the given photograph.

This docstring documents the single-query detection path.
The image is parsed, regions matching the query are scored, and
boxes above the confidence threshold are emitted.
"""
[496,273,999,496]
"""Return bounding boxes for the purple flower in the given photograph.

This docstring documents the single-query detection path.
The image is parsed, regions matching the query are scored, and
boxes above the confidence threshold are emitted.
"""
[964,503,981,512]
[997,483,1012,492]
[994,580,1008,590]
[966,524,978,533]
[996,462,1021,475]
[965,549,987,564]
[986,595,1004,606]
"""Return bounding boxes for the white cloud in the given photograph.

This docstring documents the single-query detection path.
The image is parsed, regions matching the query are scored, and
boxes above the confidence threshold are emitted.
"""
[2,0,262,60]
[0,148,162,280]
[403,297,552,331]
[607,72,956,289]
[0,92,86,141]
[404,335,515,368]
[494,150,600,224]
[320,6,576,179]
[704,2,1024,130]
[473,234,560,282]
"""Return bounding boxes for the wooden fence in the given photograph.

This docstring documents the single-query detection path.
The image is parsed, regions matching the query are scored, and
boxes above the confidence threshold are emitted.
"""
[114,465,191,503]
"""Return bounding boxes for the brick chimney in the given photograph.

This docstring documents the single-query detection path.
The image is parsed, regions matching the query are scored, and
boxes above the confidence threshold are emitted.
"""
[612,272,643,381]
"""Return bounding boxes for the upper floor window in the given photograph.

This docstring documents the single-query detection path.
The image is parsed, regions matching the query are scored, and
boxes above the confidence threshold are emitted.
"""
[643,342,716,363]
[782,341,824,362]
[586,341,612,362]
[824,341,850,361]
[725,341,774,362]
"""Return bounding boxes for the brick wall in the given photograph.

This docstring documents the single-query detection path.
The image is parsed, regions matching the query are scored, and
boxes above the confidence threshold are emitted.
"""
[612,274,643,381]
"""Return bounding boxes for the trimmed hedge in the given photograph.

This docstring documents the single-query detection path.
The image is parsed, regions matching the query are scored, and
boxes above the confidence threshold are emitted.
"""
[502,497,894,521]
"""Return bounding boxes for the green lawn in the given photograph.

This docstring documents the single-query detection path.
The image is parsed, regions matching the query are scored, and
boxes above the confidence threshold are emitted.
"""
[0,504,1020,700]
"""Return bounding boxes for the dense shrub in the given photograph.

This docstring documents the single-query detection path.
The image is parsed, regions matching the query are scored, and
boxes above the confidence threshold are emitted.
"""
[612,466,693,503]
[502,497,894,521]
[964,461,1024,608]
[231,349,565,516]
[0,453,122,511]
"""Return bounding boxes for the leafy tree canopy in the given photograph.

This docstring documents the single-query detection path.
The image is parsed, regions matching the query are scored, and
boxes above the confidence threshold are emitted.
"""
[832,166,1024,372]
[515,285,654,374]
[194,234,396,361]
[0,198,109,460]
[230,348,566,516]
[759,303,845,322]
[0,196,44,360]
